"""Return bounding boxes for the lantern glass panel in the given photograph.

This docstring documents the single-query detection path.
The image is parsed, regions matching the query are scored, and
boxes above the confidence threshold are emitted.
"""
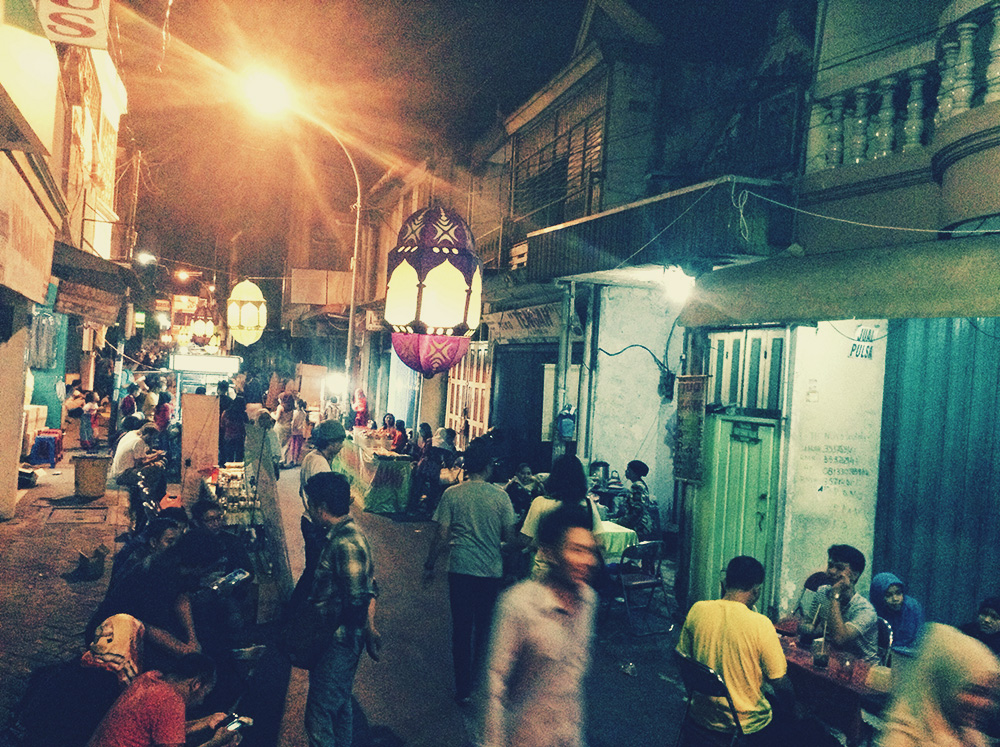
[227,301,240,328]
[385,261,419,326]
[421,262,469,328]
[240,303,259,329]
[467,268,482,330]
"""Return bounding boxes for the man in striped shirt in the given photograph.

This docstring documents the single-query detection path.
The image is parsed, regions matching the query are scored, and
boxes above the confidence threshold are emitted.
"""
[303,472,380,747]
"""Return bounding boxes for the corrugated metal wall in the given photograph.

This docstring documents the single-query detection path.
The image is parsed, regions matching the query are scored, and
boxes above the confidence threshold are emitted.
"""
[876,317,1000,626]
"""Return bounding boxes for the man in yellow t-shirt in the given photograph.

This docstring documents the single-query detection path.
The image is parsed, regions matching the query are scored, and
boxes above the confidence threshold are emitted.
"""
[676,556,793,745]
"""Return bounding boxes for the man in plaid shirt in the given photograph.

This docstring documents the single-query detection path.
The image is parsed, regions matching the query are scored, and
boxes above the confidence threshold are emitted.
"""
[303,472,381,747]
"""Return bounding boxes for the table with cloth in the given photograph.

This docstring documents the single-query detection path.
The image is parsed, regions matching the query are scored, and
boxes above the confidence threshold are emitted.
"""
[337,438,412,514]
[778,634,885,746]
[593,520,638,563]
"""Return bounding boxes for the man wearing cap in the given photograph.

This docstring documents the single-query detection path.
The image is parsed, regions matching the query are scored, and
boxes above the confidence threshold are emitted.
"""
[616,459,653,536]
[298,419,347,588]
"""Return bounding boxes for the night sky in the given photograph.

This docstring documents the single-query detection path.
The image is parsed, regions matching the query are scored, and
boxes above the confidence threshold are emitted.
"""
[113,0,792,270]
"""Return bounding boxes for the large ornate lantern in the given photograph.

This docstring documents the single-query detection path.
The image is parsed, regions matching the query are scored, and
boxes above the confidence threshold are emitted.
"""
[384,206,482,377]
[227,279,267,346]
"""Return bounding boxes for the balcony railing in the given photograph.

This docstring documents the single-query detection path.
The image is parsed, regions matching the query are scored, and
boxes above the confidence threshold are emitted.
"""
[808,2,1000,172]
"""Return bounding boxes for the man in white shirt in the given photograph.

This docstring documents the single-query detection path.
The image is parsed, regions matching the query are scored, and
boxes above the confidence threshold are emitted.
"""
[110,423,162,485]
[295,420,347,595]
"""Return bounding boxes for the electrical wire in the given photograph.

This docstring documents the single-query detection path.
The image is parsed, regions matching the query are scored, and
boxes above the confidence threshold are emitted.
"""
[826,322,889,342]
[740,189,1000,235]
[598,343,666,370]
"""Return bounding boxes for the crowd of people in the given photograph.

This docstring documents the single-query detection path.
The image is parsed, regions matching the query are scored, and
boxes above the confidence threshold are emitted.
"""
[25,365,1000,747]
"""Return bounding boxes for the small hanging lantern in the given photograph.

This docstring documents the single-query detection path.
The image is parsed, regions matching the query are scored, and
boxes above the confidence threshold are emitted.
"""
[383,206,482,377]
[227,279,267,346]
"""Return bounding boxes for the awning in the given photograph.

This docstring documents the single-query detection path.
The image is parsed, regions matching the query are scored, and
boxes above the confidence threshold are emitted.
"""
[51,242,144,325]
[678,236,1000,327]
[51,241,141,296]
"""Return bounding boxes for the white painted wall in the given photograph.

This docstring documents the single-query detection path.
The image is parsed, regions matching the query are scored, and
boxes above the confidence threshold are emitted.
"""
[589,286,684,521]
[776,319,887,615]
[0,301,31,520]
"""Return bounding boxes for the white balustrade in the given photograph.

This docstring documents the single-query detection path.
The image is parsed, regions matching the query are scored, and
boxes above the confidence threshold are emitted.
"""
[985,4,1000,103]
[846,87,870,164]
[951,22,979,115]
[901,69,925,151]
[826,94,845,168]
[936,41,959,126]
[871,77,896,159]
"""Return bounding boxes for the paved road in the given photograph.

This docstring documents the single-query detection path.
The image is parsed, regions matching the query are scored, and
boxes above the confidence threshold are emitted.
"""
[0,454,686,746]
[273,463,686,746]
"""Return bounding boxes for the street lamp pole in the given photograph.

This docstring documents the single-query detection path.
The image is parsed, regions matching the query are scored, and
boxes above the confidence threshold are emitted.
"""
[324,128,362,405]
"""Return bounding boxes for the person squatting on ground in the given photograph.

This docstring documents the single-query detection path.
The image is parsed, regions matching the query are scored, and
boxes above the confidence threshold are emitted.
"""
[87,653,240,747]
[480,506,599,747]
[302,471,381,747]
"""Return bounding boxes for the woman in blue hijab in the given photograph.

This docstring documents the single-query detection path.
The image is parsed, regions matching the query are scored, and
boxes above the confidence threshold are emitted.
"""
[870,572,926,652]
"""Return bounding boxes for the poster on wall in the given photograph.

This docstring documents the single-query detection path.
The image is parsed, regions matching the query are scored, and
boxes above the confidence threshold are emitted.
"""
[674,375,708,483]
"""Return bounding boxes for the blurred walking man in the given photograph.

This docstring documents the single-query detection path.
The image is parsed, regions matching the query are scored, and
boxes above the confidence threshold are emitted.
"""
[481,506,598,747]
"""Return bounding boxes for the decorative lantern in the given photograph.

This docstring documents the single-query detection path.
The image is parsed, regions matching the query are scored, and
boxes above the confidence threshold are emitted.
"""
[227,279,267,346]
[383,206,482,377]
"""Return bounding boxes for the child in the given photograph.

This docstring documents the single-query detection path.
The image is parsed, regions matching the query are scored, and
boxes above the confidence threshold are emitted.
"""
[288,398,308,466]
[80,391,98,450]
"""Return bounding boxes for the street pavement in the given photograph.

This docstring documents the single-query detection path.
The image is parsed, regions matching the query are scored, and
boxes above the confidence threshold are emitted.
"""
[0,446,688,746]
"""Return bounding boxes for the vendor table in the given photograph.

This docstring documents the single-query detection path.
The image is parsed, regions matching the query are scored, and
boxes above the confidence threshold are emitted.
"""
[780,636,883,746]
[338,440,412,514]
[594,520,638,563]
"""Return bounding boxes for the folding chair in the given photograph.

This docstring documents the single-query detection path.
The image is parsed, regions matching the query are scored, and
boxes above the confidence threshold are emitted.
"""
[673,651,745,747]
[616,540,674,636]
[876,617,893,666]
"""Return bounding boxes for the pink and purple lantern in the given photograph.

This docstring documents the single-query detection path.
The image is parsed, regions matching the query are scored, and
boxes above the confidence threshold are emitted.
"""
[383,206,482,378]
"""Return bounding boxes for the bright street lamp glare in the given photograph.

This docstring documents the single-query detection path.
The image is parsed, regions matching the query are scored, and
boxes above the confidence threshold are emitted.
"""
[136,251,156,265]
[243,69,292,118]
[176,269,190,281]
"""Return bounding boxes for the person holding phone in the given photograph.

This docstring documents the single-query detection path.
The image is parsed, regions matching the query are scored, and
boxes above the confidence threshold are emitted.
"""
[87,653,241,746]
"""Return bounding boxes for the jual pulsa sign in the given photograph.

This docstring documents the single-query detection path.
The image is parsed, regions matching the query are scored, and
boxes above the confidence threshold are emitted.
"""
[36,0,110,50]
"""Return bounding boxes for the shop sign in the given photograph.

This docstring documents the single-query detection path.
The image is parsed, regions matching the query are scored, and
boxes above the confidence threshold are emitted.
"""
[36,0,110,50]
[54,280,119,325]
[848,325,878,360]
[674,375,708,483]
[483,302,581,342]
[0,160,53,304]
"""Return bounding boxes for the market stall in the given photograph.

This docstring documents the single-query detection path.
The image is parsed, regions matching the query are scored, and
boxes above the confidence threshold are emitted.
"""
[337,430,412,514]
[198,460,292,622]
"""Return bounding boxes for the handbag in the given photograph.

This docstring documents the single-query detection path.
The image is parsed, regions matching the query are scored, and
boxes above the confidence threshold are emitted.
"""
[276,576,331,670]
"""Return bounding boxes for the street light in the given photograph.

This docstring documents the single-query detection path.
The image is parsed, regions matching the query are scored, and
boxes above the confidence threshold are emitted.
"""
[239,68,362,406]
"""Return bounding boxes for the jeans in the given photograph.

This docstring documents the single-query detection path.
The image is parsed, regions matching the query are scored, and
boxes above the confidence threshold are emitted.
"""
[305,636,363,747]
[448,573,501,699]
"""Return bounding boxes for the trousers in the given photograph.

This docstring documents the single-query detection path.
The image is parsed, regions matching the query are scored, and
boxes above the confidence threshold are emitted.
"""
[448,572,501,699]
[305,636,363,747]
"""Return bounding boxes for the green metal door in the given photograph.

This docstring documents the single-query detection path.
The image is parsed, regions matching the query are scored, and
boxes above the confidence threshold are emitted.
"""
[690,414,781,614]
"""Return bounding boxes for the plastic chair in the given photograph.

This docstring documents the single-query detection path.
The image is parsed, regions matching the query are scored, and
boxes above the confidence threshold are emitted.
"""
[673,651,745,747]
[876,616,893,666]
[616,540,673,636]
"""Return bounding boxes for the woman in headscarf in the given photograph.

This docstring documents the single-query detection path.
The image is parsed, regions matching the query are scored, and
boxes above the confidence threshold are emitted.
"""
[870,572,926,652]
[353,388,369,428]
[616,459,653,536]
[877,623,1000,747]
[960,597,1000,656]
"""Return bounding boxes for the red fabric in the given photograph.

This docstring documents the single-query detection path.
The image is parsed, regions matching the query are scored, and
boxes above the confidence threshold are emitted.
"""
[120,394,136,417]
[88,671,185,747]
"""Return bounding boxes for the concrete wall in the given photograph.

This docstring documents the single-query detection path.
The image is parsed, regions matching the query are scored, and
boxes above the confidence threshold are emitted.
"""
[29,284,69,429]
[776,319,887,615]
[589,286,683,521]
[1,298,32,520]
